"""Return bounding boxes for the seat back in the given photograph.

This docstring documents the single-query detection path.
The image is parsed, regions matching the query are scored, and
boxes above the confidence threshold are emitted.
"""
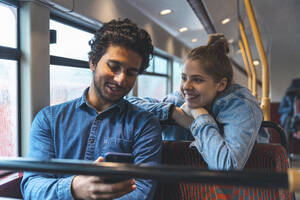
[0,172,23,199]
[154,141,294,200]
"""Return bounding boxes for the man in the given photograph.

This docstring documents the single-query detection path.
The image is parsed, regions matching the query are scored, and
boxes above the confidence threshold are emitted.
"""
[21,18,162,200]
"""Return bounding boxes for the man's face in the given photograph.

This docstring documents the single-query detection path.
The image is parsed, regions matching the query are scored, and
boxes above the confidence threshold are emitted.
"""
[91,45,142,104]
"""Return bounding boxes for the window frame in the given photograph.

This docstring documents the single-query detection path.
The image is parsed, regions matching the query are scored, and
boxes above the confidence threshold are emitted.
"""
[0,0,21,156]
[0,0,18,7]
[135,52,172,97]
[49,14,97,69]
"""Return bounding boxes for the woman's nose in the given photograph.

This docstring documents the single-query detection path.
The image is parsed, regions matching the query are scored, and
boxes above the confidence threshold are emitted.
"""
[182,80,193,90]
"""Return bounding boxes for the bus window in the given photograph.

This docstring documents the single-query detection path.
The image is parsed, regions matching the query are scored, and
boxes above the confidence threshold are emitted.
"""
[137,55,170,100]
[0,2,17,48]
[0,1,18,157]
[138,75,168,100]
[50,65,92,105]
[49,19,93,105]
[172,60,182,91]
[50,19,93,61]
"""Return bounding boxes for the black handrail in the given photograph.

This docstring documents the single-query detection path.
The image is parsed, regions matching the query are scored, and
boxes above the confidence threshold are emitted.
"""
[0,158,288,189]
[261,121,289,153]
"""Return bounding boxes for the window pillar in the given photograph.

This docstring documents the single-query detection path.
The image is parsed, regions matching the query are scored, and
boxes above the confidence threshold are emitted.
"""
[20,1,50,156]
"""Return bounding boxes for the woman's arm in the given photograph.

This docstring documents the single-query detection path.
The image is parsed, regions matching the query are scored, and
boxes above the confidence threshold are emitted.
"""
[127,91,184,121]
[184,99,263,170]
[171,106,194,129]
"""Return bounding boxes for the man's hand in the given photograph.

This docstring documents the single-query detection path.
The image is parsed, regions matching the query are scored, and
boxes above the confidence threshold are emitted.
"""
[180,103,209,119]
[71,157,136,200]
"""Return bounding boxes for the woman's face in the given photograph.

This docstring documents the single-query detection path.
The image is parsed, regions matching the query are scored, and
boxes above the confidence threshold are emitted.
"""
[180,59,226,109]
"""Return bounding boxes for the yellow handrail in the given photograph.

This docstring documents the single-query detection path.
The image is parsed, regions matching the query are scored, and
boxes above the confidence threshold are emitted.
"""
[238,40,252,91]
[244,0,270,121]
[238,20,257,97]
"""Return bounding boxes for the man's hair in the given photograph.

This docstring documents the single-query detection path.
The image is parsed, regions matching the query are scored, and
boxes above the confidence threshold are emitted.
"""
[88,18,153,74]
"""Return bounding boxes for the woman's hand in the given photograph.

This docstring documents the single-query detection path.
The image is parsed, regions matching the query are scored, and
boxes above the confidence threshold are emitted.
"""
[180,103,193,116]
[171,106,194,129]
[180,103,209,119]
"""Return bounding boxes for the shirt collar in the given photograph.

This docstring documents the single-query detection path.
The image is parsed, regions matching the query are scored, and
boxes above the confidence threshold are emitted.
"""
[75,87,125,113]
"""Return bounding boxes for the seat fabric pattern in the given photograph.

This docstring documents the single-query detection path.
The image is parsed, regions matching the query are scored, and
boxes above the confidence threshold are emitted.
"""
[154,141,294,200]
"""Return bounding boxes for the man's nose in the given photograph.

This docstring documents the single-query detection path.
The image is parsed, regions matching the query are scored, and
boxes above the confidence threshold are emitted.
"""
[114,72,126,86]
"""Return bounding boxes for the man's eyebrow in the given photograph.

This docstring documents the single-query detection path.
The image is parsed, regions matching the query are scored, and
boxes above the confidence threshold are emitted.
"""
[107,60,121,65]
[107,59,140,72]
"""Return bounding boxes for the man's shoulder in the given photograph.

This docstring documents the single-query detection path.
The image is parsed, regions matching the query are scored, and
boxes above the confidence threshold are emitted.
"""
[52,97,81,109]
[38,97,81,117]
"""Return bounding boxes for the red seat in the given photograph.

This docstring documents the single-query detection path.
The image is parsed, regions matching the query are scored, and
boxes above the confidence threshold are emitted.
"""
[0,172,23,199]
[154,141,294,200]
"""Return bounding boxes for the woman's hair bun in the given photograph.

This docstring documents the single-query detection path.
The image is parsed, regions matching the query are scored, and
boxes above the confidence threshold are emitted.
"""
[206,33,229,54]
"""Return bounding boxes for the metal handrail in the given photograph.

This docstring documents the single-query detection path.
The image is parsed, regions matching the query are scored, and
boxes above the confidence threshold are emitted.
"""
[238,20,257,97]
[244,0,271,121]
[238,40,252,91]
[0,158,290,189]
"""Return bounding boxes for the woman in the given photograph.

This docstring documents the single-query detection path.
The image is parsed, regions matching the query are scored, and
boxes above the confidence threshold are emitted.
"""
[129,34,269,170]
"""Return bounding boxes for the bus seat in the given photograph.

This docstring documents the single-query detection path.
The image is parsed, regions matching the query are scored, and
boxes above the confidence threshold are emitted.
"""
[262,121,289,153]
[0,172,23,199]
[154,141,295,200]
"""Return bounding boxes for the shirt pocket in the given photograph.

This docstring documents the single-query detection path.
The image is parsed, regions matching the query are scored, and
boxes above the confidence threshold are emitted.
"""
[102,138,132,154]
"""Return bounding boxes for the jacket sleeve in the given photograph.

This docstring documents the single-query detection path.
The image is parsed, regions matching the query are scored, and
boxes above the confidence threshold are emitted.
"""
[20,107,74,200]
[278,95,293,126]
[190,97,263,170]
[127,91,184,121]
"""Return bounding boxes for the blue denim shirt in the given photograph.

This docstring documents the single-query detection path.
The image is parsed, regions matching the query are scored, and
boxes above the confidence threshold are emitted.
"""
[128,84,269,170]
[21,88,162,200]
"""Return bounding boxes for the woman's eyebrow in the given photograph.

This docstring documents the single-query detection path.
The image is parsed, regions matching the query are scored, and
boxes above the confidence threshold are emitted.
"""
[191,75,205,79]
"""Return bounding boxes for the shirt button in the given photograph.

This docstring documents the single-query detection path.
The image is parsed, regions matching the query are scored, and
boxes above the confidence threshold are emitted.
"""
[90,139,94,144]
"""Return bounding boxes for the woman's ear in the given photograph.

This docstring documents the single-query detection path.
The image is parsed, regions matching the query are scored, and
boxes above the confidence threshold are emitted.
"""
[216,77,228,92]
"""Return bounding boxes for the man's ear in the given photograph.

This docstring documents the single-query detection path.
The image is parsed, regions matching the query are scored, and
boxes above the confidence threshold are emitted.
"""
[216,77,228,92]
[89,60,95,72]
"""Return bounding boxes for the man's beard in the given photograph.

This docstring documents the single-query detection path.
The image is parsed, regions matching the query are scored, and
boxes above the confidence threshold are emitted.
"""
[93,77,123,104]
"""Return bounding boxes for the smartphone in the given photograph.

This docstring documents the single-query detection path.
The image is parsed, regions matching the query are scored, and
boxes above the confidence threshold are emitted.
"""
[104,152,134,163]
[103,152,134,183]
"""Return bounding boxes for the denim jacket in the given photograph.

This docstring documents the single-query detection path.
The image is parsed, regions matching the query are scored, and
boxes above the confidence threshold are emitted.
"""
[21,88,162,200]
[128,84,269,170]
